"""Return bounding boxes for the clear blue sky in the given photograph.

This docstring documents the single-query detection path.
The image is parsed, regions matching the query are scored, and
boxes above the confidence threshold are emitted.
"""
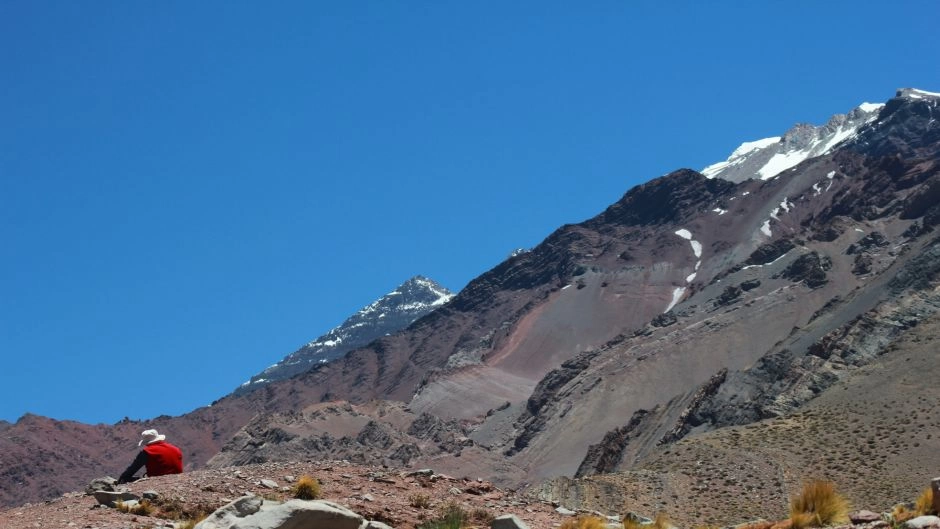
[2,1,938,424]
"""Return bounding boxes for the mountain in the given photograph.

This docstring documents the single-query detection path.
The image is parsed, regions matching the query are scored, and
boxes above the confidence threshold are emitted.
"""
[2,88,939,523]
[236,276,453,395]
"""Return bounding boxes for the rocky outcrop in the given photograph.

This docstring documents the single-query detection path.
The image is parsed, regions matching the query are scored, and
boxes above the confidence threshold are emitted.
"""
[775,251,831,289]
[657,369,728,445]
[745,240,796,267]
[507,351,600,455]
[690,283,940,429]
[575,409,652,477]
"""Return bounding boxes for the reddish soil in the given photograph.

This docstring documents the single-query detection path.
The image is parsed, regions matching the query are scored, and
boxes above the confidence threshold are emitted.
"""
[0,460,583,529]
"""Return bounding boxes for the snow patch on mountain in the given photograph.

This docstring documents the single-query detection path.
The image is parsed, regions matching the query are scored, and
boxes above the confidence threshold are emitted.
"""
[701,137,781,178]
[760,220,772,237]
[664,287,686,313]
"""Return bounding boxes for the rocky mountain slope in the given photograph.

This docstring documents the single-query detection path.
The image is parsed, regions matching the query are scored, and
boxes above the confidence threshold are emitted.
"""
[237,276,453,394]
[2,88,938,524]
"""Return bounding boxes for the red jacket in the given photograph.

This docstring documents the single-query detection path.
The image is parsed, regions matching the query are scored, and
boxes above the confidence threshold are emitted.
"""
[119,440,184,482]
[142,441,183,476]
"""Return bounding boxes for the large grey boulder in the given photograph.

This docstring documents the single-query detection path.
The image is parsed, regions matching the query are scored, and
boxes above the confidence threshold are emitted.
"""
[85,476,117,495]
[198,495,264,526]
[903,516,940,529]
[491,514,530,529]
[92,490,140,507]
[195,496,364,529]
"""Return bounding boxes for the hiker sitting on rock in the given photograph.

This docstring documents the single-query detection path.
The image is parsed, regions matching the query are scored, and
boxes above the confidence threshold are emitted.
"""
[117,429,183,484]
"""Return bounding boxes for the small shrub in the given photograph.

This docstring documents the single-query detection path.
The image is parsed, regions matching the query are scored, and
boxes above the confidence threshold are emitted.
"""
[915,487,936,516]
[561,515,608,529]
[417,501,468,529]
[789,480,849,528]
[410,493,432,509]
[470,506,494,524]
[292,475,321,500]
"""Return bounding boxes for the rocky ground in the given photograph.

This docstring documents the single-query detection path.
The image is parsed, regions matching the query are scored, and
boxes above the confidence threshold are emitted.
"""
[0,460,575,529]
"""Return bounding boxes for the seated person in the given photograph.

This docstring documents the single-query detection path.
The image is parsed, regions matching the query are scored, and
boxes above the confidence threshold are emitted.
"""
[117,429,183,484]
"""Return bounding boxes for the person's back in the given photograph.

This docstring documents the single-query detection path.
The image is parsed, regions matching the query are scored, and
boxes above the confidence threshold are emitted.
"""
[118,429,183,483]
[141,439,183,476]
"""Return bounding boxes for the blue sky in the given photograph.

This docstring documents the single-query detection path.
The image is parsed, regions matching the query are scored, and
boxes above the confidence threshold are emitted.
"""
[2,1,938,424]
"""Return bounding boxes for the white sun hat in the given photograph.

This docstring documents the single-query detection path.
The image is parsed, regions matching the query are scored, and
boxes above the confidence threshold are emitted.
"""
[138,429,166,447]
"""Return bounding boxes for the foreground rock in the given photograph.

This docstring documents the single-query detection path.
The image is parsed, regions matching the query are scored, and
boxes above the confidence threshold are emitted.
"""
[197,496,365,529]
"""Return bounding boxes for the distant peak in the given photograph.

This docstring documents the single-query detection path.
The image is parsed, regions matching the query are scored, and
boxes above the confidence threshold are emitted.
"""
[896,88,940,100]
[702,95,886,183]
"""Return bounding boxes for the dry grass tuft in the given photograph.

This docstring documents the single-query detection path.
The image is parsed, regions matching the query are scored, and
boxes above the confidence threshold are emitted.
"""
[291,475,321,500]
[789,480,849,528]
[893,504,915,523]
[416,501,468,529]
[789,511,814,529]
[916,486,936,516]
[410,493,432,509]
[470,506,495,524]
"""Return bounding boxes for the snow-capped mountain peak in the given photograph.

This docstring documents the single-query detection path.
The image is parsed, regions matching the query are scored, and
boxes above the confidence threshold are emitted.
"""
[236,275,453,394]
[702,100,884,183]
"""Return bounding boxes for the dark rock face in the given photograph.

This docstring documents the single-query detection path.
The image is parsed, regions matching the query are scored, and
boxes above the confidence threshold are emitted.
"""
[508,351,599,455]
[714,286,742,307]
[588,169,735,229]
[357,421,393,449]
[776,252,832,288]
[575,409,652,477]
[852,254,873,275]
[658,368,728,445]
[740,279,761,291]
[650,312,678,327]
[846,232,888,254]
[745,239,796,266]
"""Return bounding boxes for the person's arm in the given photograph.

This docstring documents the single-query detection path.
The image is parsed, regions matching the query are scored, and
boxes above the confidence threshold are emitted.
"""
[117,451,148,484]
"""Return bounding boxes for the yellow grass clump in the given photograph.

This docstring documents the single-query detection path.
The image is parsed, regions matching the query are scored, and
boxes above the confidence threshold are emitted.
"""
[916,486,936,516]
[291,475,321,500]
[789,480,849,528]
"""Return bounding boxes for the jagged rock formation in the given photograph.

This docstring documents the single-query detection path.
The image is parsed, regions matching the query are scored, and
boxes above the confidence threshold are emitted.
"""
[3,88,940,521]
